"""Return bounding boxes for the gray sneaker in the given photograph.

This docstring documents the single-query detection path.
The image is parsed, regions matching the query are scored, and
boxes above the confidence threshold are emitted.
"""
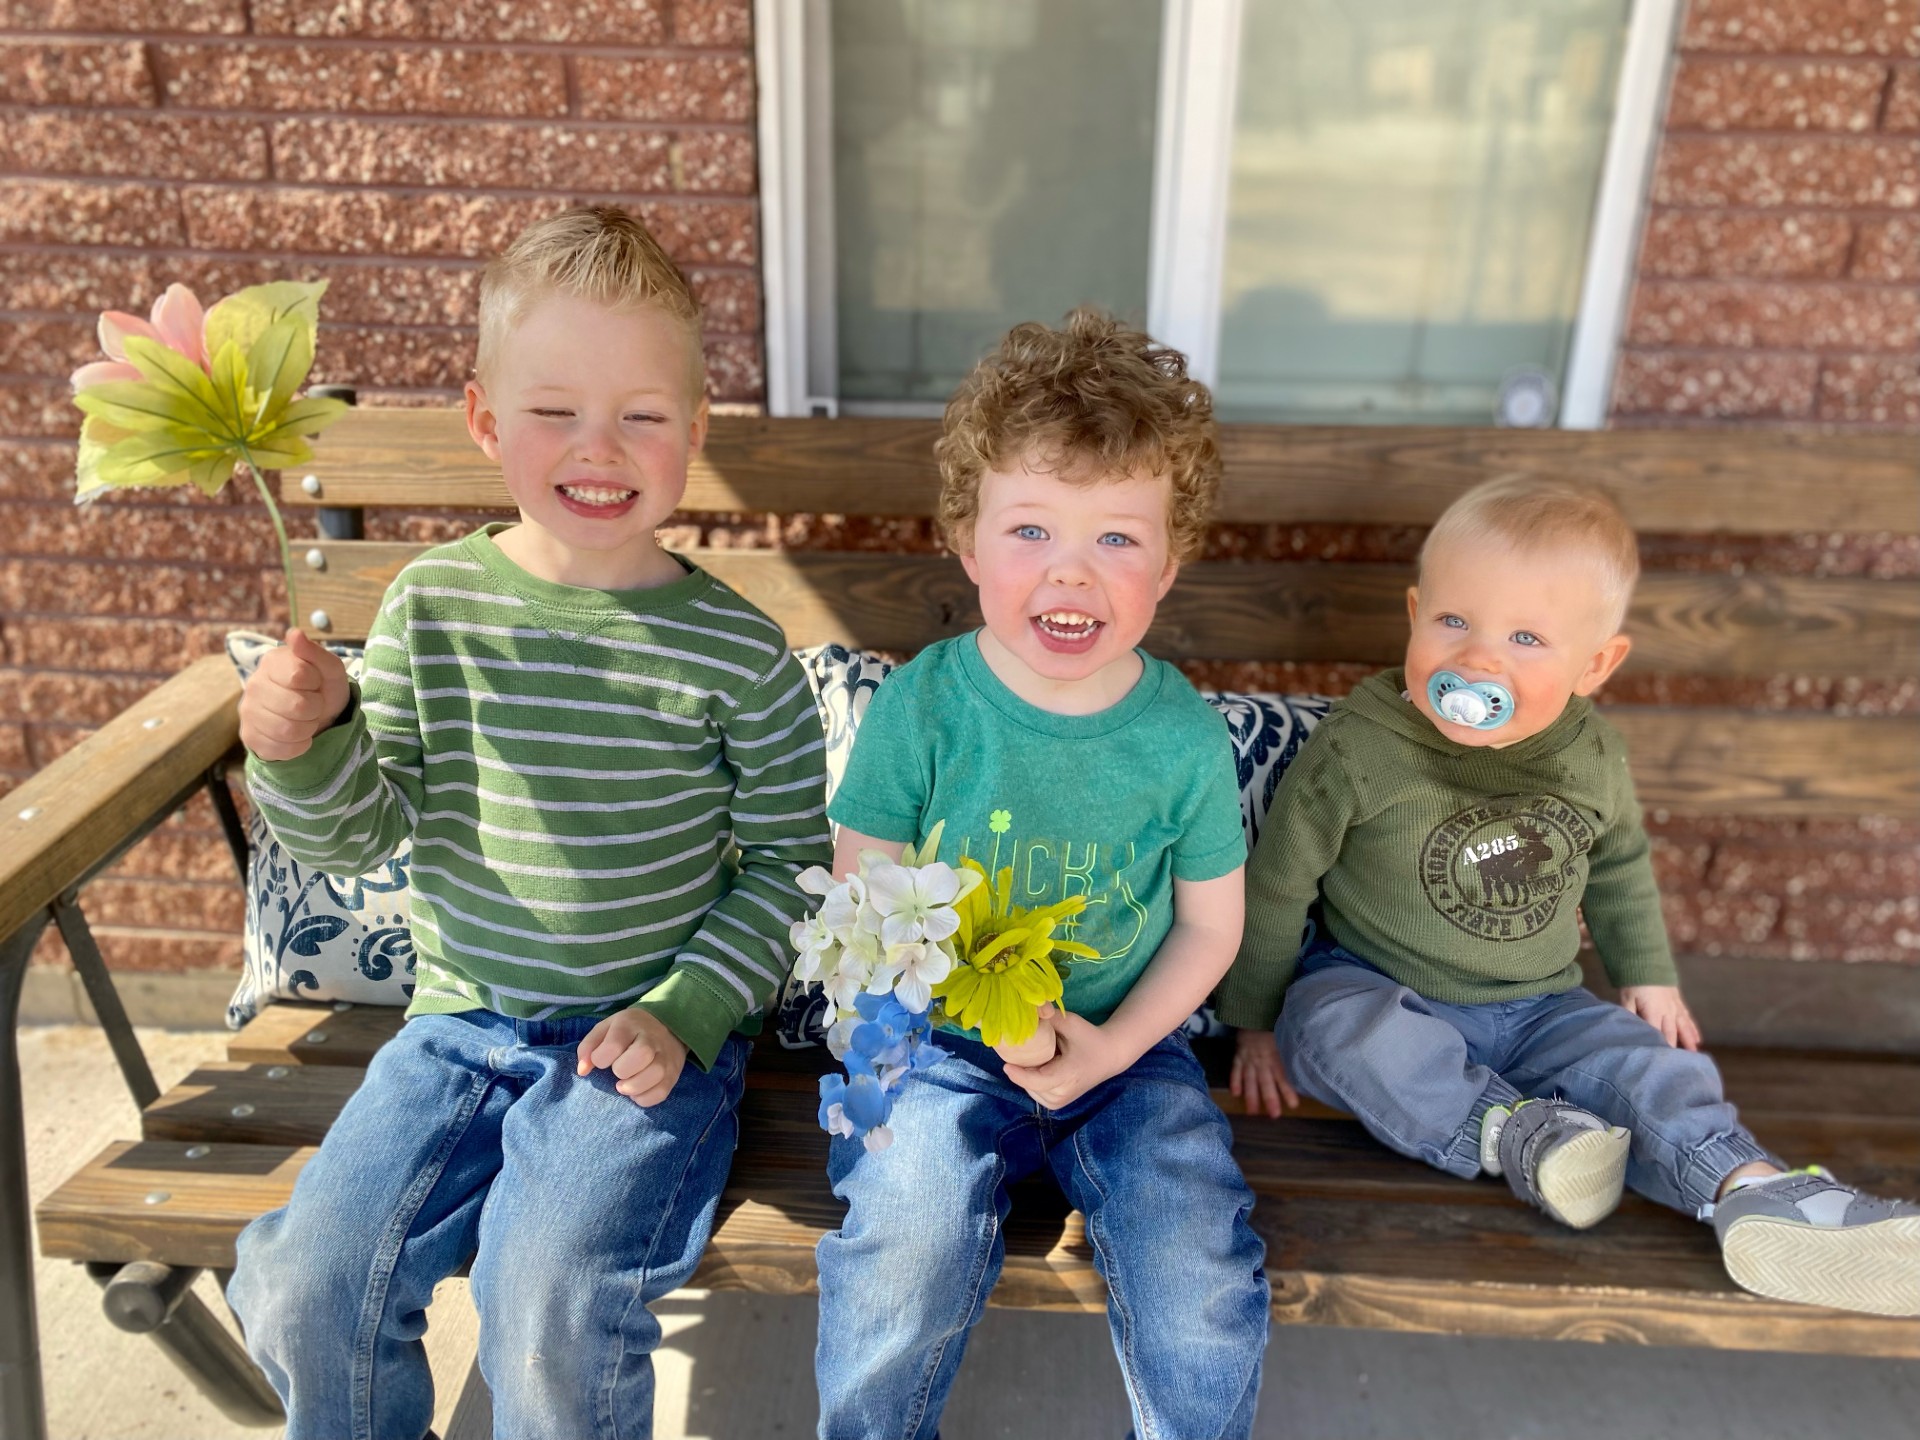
[1712,1167,1920,1316]
[1481,1097,1631,1230]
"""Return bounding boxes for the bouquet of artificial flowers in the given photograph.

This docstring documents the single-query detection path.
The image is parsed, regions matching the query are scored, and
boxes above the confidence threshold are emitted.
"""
[793,822,1099,1151]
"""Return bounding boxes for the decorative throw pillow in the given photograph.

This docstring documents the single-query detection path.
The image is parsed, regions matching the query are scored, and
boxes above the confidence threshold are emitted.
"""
[222,631,417,1028]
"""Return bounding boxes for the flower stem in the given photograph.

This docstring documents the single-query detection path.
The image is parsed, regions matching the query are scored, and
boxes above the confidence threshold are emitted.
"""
[239,449,299,627]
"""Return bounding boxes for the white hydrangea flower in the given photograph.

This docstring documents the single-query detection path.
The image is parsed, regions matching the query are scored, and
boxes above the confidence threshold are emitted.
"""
[865,861,963,948]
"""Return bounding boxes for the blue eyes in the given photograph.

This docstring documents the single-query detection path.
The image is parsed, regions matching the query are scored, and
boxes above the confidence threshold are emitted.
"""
[1010,526,1134,546]
[1439,615,1544,647]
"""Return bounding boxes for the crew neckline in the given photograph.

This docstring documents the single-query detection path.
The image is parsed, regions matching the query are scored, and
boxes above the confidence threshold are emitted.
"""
[465,523,711,617]
[955,630,1165,739]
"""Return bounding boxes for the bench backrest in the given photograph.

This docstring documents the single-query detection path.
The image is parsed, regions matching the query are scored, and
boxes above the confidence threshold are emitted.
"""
[284,409,1920,823]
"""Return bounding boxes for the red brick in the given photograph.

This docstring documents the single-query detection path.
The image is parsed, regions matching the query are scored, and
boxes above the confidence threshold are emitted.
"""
[1854,217,1920,281]
[673,129,756,194]
[4,616,238,671]
[703,331,762,403]
[0,558,268,620]
[16,670,165,729]
[1889,66,1920,129]
[1613,351,1820,419]
[1638,530,1920,582]
[1638,209,1853,278]
[0,180,184,248]
[0,444,71,508]
[1778,894,1920,961]
[0,723,28,771]
[0,39,155,105]
[110,829,246,884]
[6,113,270,183]
[0,381,77,439]
[1818,355,1920,423]
[1681,0,1920,59]
[0,318,93,376]
[307,324,473,390]
[33,926,242,974]
[1602,673,1919,716]
[1,499,284,565]
[183,186,756,266]
[1625,280,1920,350]
[272,118,674,193]
[1659,889,1782,955]
[1650,834,1713,887]
[1653,136,1920,207]
[1709,841,1920,897]
[79,877,246,932]
[689,268,758,332]
[1667,57,1888,131]
[576,54,754,123]
[1648,814,1920,847]
[155,42,567,118]
[673,0,751,47]
[252,0,668,44]
[2,0,245,32]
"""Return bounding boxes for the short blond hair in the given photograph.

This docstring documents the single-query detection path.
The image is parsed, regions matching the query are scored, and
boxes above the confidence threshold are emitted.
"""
[934,308,1221,563]
[476,205,703,392]
[1420,476,1641,631]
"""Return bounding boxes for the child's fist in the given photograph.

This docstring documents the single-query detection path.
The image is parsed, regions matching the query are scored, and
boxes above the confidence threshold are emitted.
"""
[1229,1027,1300,1118]
[576,1006,688,1107]
[240,629,352,762]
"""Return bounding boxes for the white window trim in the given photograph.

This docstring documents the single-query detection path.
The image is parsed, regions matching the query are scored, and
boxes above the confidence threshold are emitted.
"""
[756,0,1679,426]
[1559,0,1683,428]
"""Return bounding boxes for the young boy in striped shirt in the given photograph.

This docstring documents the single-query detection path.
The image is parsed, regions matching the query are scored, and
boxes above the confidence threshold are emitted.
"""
[226,207,831,1440]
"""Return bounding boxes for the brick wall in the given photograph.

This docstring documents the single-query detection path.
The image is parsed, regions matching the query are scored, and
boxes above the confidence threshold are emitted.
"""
[1,0,760,978]
[2,0,1916,988]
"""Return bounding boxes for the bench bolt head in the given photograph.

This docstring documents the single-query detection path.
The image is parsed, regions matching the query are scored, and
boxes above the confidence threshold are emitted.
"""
[305,1031,328,1044]
[185,1145,210,1160]
[309,609,331,632]
[230,1103,255,1118]
[301,475,321,495]
[305,548,326,570]
[143,1191,169,1206]
[265,1066,289,1080]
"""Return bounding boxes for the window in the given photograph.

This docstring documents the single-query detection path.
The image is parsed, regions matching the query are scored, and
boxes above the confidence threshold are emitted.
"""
[757,0,1678,426]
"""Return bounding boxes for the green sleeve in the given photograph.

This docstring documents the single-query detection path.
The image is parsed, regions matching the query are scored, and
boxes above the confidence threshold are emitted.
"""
[636,650,832,1070]
[1173,707,1250,882]
[243,601,423,874]
[1214,730,1358,1030]
[826,666,928,844]
[1583,748,1679,990]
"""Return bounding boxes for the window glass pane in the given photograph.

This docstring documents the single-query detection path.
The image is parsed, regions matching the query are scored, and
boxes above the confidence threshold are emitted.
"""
[1215,0,1631,424]
[832,0,1160,405]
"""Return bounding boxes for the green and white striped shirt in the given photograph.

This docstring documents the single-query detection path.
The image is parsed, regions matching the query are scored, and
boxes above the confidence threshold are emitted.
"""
[245,525,831,1069]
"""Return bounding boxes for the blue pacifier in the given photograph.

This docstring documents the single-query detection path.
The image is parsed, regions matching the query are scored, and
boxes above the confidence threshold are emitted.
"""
[1427,671,1514,731]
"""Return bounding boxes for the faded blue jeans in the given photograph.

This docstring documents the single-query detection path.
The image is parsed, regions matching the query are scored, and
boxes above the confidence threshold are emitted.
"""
[1278,939,1780,1218]
[227,1010,748,1440]
[815,1030,1269,1440]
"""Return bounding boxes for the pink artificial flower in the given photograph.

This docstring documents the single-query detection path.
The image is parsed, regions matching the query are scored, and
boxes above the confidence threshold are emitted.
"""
[72,283,209,392]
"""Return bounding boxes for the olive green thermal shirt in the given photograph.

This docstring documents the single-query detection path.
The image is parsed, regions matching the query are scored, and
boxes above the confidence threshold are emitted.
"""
[1217,668,1676,1031]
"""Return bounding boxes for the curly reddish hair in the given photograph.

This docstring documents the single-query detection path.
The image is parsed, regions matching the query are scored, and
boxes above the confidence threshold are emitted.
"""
[934,308,1221,563]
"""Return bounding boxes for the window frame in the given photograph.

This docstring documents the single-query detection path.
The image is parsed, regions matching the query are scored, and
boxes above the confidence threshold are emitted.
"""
[754,0,1681,427]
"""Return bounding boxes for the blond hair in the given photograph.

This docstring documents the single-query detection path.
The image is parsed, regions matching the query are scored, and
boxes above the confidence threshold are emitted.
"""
[1420,476,1641,631]
[476,205,703,392]
[934,307,1221,563]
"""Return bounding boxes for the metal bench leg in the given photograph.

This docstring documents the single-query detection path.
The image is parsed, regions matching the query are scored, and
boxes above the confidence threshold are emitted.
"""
[0,913,52,1440]
[85,1263,283,1428]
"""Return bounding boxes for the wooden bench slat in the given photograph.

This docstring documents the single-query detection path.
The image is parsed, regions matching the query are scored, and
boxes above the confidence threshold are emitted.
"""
[143,1064,368,1148]
[0,655,240,941]
[289,411,1920,536]
[227,1002,405,1067]
[301,541,1920,679]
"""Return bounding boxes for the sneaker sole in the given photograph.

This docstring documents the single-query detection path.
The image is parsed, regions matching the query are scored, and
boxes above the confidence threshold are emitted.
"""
[1534,1126,1630,1230]
[1721,1214,1920,1316]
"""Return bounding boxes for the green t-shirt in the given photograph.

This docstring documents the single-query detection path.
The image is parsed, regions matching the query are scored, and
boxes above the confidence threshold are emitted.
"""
[828,633,1247,1034]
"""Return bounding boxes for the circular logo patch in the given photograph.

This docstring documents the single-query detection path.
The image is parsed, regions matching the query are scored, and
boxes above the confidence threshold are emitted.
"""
[1419,795,1595,941]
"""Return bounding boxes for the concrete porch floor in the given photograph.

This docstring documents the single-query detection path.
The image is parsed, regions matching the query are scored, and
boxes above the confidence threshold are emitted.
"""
[21,1020,1920,1439]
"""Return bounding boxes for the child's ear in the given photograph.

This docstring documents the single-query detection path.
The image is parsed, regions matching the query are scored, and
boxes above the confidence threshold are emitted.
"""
[464,380,501,461]
[1573,632,1633,697]
[1155,554,1180,600]
[1406,585,1420,625]
[958,550,981,586]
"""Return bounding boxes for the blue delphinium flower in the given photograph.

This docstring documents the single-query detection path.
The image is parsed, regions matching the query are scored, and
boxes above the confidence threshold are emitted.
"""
[819,1050,897,1152]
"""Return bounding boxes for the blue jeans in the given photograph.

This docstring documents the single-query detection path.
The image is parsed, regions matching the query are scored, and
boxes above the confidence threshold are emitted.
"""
[814,1031,1268,1440]
[227,1011,748,1440]
[1278,941,1780,1218]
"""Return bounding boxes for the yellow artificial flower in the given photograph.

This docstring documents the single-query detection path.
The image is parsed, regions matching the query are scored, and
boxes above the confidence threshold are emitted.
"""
[931,858,1099,1046]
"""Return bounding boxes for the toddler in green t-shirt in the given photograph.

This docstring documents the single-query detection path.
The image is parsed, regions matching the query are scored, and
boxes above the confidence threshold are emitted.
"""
[1223,476,1920,1317]
[814,309,1269,1439]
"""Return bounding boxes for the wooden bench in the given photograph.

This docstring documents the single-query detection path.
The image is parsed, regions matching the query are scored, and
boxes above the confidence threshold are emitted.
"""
[7,409,1920,1434]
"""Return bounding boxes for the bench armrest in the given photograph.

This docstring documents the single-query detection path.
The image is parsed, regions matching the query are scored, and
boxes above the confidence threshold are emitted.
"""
[0,655,242,941]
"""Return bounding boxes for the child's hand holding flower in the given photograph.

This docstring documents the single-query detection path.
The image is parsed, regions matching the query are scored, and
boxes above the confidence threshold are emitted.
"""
[1000,1006,1132,1110]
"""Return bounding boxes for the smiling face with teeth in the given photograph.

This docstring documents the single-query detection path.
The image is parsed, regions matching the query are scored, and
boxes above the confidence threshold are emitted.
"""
[959,454,1179,714]
[464,291,708,591]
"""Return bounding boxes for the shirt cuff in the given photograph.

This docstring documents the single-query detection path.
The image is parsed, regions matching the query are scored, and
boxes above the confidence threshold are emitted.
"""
[633,968,742,1072]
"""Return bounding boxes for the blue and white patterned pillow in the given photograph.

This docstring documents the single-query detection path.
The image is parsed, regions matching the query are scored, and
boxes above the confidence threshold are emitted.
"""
[771,646,1334,1046]
[223,630,417,1027]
